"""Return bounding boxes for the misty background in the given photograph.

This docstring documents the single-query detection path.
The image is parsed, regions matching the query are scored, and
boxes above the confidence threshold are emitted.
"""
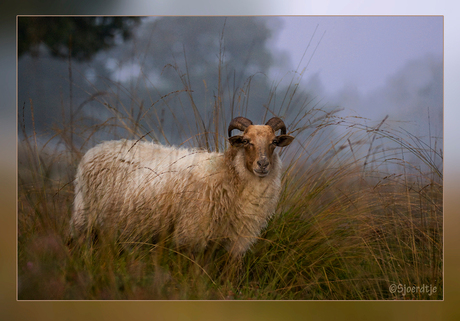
[18,16,442,172]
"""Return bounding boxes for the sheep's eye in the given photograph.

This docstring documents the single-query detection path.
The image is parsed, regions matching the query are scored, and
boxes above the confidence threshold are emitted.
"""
[242,139,249,145]
[272,140,278,146]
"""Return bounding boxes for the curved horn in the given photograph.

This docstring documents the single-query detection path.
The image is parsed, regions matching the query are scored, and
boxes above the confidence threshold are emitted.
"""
[265,117,287,135]
[228,117,253,137]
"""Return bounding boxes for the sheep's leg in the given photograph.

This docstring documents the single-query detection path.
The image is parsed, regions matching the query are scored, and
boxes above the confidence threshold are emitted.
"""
[69,188,100,246]
[69,189,87,239]
[220,238,252,282]
[226,236,254,259]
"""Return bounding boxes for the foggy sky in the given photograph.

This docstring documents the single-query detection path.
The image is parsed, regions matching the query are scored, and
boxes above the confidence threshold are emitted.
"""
[268,16,443,149]
[269,16,442,96]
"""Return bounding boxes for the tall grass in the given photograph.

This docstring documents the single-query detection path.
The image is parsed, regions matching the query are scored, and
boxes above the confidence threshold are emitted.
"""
[17,40,442,300]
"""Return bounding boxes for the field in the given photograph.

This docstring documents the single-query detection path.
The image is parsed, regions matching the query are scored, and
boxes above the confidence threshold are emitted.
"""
[17,52,443,300]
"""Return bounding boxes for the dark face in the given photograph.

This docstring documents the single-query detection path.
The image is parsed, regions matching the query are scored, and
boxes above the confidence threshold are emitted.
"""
[229,125,294,177]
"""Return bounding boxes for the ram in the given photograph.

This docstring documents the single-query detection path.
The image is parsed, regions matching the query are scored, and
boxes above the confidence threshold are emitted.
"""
[70,117,294,258]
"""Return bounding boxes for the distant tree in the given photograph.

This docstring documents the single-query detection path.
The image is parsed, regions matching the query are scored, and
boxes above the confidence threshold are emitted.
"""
[18,16,141,61]
[133,17,276,88]
[99,17,284,110]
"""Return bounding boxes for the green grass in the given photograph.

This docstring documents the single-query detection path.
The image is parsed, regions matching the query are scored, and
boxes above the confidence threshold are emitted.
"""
[17,45,442,300]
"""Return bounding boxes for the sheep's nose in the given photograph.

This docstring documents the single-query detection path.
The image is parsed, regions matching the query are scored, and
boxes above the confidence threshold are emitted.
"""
[257,158,269,169]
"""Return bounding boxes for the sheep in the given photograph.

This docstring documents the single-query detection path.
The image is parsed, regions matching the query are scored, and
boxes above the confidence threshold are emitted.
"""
[70,116,294,258]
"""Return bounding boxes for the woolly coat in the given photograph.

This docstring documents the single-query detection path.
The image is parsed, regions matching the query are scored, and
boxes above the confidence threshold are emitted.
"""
[71,139,282,256]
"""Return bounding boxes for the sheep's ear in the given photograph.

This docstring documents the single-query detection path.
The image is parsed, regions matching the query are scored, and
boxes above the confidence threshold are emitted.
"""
[275,135,294,147]
[228,135,245,147]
